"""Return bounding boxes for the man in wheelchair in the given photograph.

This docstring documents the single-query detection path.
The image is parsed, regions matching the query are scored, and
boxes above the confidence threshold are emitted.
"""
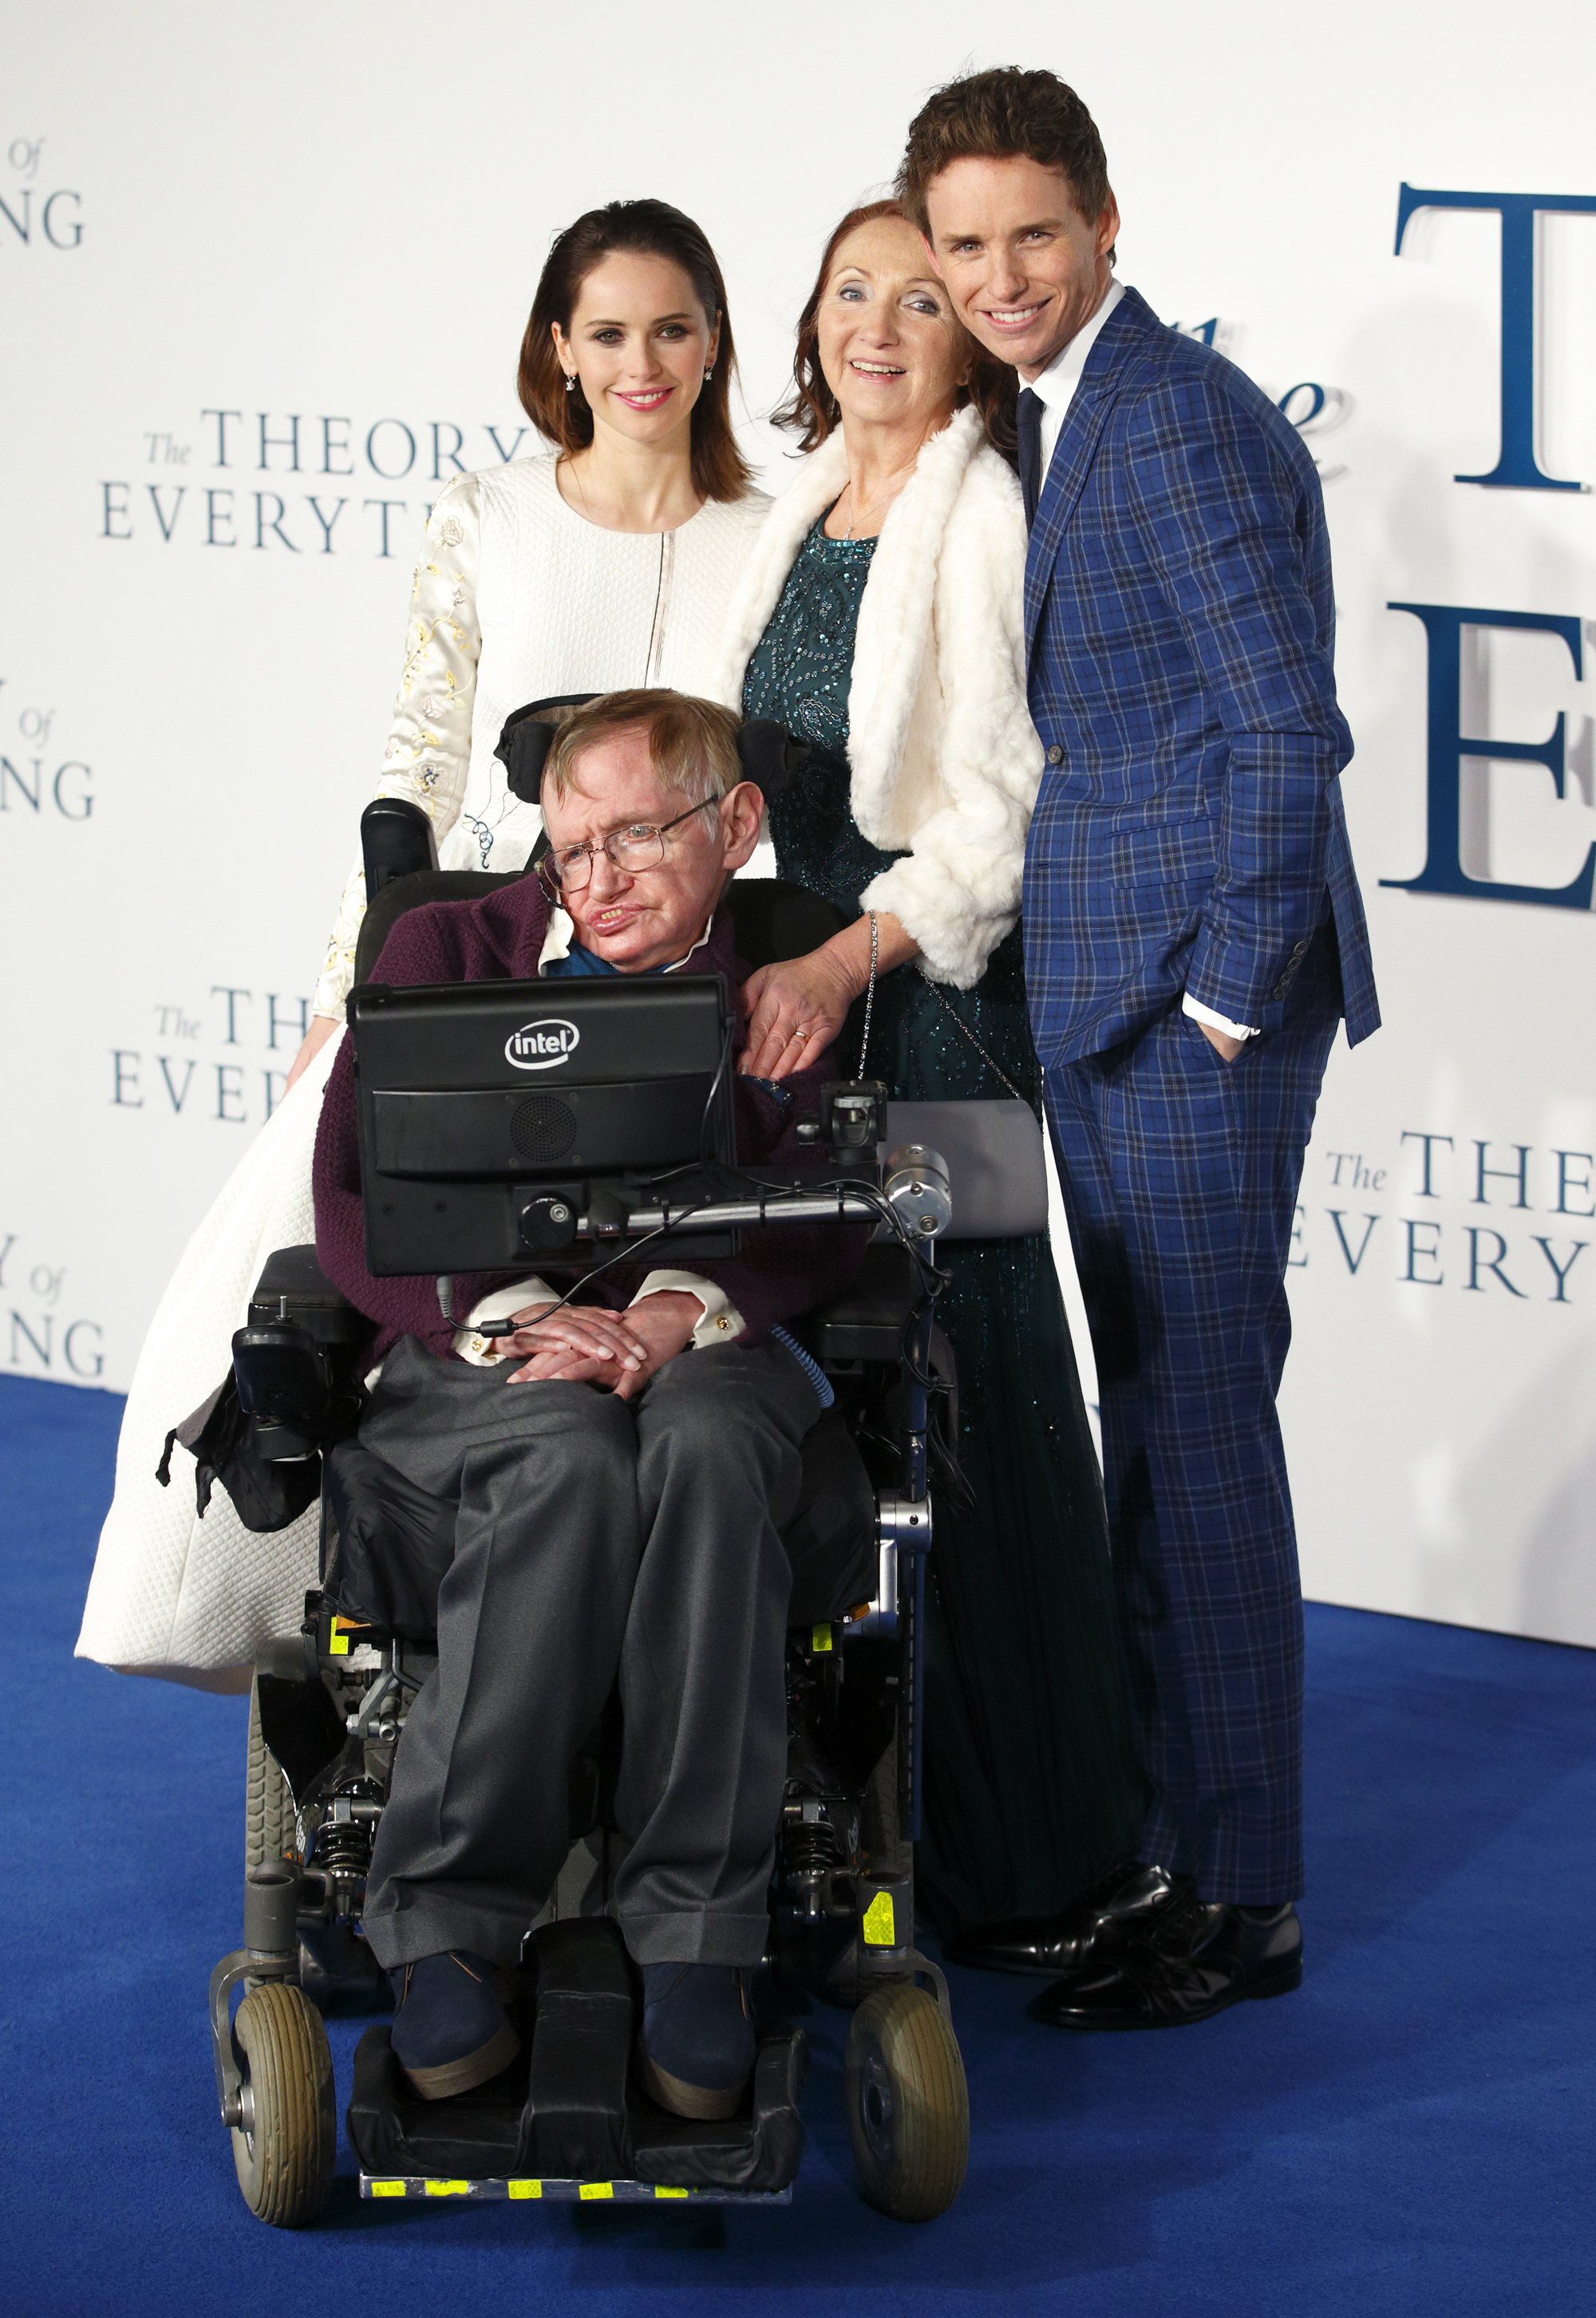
[310,689,871,2124]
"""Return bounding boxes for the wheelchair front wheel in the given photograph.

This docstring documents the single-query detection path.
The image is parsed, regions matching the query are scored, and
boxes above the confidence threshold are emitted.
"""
[843,1982,969,2222]
[230,1980,336,2227]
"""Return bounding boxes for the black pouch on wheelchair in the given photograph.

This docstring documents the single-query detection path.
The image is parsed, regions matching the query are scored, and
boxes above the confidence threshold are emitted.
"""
[157,1246,370,1531]
[155,1372,324,1534]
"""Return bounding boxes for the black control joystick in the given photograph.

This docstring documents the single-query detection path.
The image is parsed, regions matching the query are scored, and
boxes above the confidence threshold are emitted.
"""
[819,1080,889,1161]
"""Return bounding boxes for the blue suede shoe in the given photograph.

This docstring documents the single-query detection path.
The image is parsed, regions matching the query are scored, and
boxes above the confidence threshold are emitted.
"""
[389,1949,520,2101]
[635,1964,755,2121]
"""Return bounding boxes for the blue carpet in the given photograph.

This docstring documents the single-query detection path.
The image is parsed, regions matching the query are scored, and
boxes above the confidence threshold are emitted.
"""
[2,1370,1592,2316]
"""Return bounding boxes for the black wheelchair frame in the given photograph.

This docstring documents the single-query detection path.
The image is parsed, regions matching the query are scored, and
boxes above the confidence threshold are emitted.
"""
[207,800,974,2230]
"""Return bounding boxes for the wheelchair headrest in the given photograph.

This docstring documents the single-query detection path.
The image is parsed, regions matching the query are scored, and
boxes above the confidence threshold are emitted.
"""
[495,695,598,804]
[736,720,811,801]
[495,697,811,808]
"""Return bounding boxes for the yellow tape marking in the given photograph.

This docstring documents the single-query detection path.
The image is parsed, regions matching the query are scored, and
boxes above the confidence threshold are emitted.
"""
[811,1624,833,1653]
[425,2178,470,2197]
[862,1890,897,1947]
[369,2179,407,2198]
[328,1626,350,1657]
[579,2182,614,2202]
[654,2185,689,2200]
[508,2179,543,2200]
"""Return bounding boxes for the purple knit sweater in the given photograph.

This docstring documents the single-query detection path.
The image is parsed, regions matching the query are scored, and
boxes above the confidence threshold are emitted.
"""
[312,881,871,1363]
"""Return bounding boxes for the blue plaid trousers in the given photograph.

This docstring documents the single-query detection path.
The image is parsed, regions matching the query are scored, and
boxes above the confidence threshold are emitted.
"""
[1043,924,1342,1902]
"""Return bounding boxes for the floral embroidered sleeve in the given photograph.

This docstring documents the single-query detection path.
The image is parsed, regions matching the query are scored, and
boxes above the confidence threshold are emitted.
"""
[312,475,484,1019]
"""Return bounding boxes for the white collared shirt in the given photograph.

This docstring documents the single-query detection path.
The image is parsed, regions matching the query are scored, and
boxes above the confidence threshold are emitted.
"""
[452,1269,743,1364]
[535,909,714,974]
[1029,276,1126,473]
[1030,278,1255,1041]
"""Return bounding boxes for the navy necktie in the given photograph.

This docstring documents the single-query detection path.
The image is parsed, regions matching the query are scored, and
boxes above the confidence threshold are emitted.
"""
[1017,386,1045,526]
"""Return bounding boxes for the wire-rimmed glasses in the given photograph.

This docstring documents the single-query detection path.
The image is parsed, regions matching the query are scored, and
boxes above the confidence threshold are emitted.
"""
[535,800,717,898]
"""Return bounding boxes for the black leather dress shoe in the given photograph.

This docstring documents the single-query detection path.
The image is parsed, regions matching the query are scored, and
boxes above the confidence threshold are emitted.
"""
[944,1857,1195,1978]
[1029,1896,1302,2030]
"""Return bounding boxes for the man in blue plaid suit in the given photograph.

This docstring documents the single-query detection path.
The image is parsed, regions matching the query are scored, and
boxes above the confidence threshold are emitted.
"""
[903,69,1379,2028]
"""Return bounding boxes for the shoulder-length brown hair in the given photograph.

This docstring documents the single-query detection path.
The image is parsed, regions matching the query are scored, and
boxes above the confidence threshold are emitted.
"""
[517,199,753,504]
[771,197,1017,460]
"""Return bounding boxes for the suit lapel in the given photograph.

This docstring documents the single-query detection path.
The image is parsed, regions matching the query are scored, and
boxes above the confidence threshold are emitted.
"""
[1023,287,1159,660]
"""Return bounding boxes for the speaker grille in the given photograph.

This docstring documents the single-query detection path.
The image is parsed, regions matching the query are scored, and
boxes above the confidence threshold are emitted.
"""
[512,1093,578,1163]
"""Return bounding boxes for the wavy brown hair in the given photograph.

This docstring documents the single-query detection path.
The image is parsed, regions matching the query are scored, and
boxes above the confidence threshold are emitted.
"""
[896,68,1112,241]
[543,688,743,810]
[517,199,752,504]
[771,197,1016,459]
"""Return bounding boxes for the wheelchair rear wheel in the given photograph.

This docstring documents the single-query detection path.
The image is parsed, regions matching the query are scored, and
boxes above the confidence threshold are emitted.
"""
[843,1982,969,2222]
[230,1980,336,2227]
[246,1676,295,1876]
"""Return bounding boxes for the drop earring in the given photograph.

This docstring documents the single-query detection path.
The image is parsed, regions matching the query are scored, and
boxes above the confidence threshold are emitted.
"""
[704,367,713,381]
[563,374,576,394]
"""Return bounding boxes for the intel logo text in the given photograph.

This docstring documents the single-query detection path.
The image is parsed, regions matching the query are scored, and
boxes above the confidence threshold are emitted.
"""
[505,1020,579,1071]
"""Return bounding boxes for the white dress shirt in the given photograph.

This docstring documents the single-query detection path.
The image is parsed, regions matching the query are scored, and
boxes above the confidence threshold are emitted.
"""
[1031,277,1255,1043]
[1031,275,1126,472]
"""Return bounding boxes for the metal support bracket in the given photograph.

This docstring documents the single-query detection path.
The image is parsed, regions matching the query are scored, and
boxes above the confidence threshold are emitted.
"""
[207,1946,295,2130]
[861,1942,954,2024]
[863,1494,934,1843]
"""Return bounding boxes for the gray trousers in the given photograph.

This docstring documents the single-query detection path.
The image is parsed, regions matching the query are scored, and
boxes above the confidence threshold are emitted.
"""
[357,1336,820,1971]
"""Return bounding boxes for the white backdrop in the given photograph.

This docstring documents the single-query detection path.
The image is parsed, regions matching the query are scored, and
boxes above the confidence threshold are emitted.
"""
[6,2,1596,1645]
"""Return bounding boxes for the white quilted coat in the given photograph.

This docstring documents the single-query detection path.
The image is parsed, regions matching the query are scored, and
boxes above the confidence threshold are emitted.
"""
[76,1034,346,1690]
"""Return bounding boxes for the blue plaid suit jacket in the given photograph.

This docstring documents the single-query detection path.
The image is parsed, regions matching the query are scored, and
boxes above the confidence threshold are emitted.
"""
[1023,286,1379,1065]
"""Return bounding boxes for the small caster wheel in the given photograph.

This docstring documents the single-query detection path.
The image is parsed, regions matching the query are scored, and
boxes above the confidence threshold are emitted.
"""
[844,1981,969,2222]
[231,1980,337,2227]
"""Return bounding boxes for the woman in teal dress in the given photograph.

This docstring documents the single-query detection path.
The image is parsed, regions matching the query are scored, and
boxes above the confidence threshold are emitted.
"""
[715,203,1145,1959]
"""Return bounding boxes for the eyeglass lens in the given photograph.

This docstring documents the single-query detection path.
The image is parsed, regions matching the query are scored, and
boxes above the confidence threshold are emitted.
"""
[547,825,669,891]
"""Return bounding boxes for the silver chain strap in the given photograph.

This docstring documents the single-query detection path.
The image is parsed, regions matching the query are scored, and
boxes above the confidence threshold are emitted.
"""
[853,910,1025,1102]
[856,909,879,1077]
[915,967,1028,1102]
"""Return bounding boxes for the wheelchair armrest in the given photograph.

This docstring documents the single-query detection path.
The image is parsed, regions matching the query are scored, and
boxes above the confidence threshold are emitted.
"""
[240,1246,369,1459]
[799,1242,918,1365]
[249,1246,367,1348]
[361,795,439,900]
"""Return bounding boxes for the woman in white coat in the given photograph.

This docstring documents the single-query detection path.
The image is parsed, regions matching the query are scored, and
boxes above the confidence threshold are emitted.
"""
[287,197,768,1086]
[717,202,1144,1965]
[80,203,767,1688]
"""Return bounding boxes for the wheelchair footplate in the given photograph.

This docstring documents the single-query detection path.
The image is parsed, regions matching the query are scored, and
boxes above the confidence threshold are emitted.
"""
[349,1918,804,2208]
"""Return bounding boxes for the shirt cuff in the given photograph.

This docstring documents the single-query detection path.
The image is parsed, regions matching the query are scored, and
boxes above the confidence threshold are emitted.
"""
[1183,992,1257,1040]
[452,1277,557,1364]
[630,1270,745,1349]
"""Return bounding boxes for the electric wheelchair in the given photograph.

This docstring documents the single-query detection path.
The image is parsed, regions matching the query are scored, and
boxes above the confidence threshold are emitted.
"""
[202,717,1052,2233]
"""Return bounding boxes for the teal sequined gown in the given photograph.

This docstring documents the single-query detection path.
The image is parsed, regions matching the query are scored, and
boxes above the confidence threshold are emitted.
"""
[743,518,1146,1934]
